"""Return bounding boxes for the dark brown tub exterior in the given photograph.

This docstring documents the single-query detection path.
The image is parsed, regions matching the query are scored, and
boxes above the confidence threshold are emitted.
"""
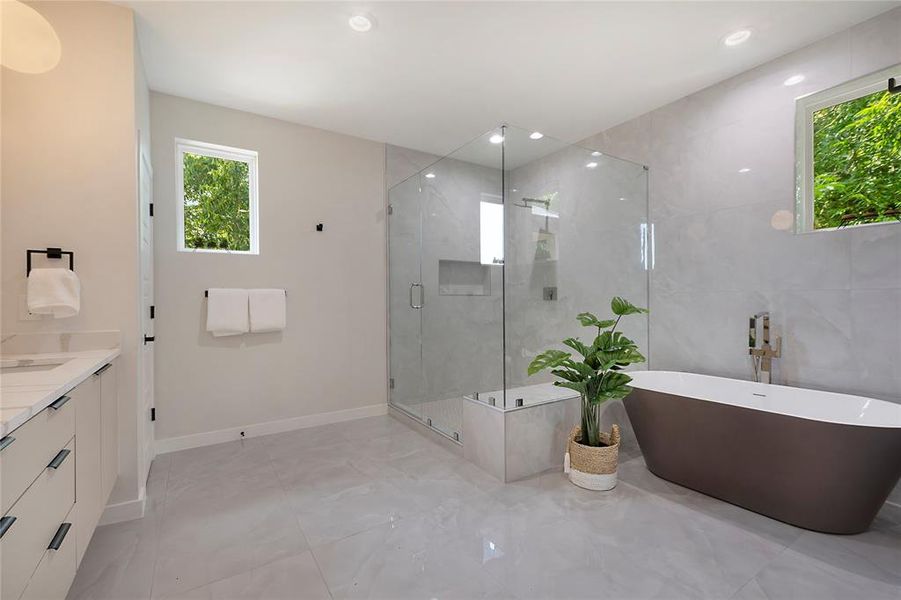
[624,387,901,534]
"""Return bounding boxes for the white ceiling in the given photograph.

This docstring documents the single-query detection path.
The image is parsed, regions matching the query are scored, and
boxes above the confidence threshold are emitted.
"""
[128,1,898,157]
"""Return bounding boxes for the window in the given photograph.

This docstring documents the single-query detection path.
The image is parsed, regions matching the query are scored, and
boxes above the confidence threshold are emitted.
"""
[176,139,259,253]
[796,65,901,232]
[479,197,504,265]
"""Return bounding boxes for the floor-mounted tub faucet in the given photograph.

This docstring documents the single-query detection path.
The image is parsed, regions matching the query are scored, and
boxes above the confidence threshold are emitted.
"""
[749,312,782,384]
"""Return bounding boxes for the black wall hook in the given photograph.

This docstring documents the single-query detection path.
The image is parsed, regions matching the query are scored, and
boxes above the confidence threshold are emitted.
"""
[315,223,324,232]
[889,77,900,94]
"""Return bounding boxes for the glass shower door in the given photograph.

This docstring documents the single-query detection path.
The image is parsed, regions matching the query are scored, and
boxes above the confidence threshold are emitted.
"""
[419,134,505,440]
[387,175,424,420]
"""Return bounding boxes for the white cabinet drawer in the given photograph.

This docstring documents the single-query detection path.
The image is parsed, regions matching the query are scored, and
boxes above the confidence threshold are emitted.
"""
[20,505,77,600]
[0,439,75,600]
[0,397,75,515]
[73,375,102,565]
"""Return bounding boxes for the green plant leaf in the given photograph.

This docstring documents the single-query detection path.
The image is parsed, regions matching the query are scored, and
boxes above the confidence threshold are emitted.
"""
[586,371,635,404]
[611,297,648,316]
[562,338,592,358]
[527,349,571,376]
[576,312,616,329]
[553,380,587,395]
[550,368,582,383]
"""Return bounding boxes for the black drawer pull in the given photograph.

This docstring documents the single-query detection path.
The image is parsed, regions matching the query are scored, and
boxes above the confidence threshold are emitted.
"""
[47,448,71,469]
[49,395,70,410]
[93,363,112,376]
[0,436,14,452]
[47,522,71,550]
[0,516,16,539]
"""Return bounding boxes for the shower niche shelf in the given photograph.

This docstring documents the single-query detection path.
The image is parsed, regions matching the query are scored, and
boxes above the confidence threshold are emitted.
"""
[438,259,491,296]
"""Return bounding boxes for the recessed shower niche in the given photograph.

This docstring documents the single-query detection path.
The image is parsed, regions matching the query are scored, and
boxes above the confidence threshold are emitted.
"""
[438,260,492,296]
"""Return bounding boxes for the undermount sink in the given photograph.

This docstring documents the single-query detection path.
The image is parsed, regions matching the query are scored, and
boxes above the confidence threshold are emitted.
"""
[0,360,68,374]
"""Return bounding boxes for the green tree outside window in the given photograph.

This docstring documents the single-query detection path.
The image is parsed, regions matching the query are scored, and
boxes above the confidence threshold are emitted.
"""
[813,90,901,229]
[183,152,251,251]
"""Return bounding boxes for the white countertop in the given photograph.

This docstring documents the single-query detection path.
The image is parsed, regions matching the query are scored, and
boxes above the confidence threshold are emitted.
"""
[0,334,121,437]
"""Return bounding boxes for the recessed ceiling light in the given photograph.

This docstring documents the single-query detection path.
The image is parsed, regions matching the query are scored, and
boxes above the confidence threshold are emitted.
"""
[529,132,544,140]
[348,13,373,32]
[738,167,751,173]
[586,162,598,169]
[489,134,504,144]
[783,74,805,87]
[723,29,752,47]
[425,172,436,179]
[591,151,602,157]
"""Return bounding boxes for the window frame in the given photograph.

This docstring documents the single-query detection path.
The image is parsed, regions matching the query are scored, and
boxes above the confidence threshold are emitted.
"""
[794,64,901,233]
[175,138,260,254]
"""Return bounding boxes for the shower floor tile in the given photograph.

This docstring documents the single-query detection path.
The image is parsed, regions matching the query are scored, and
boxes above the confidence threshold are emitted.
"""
[69,414,901,600]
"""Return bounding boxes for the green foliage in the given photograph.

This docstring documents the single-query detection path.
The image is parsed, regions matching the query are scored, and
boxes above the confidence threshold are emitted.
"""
[183,153,251,251]
[527,297,648,447]
[813,89,901,229]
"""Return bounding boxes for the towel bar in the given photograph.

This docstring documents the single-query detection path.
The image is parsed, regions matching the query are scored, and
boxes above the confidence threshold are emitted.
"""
[204,289,287,297]
[26,248,74,276]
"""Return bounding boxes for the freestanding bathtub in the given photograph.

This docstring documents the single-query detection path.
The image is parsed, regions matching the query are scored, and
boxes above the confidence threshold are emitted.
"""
[625,371,901,534]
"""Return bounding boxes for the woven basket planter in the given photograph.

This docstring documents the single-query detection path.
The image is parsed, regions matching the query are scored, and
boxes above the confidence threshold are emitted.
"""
[566,424,620,491]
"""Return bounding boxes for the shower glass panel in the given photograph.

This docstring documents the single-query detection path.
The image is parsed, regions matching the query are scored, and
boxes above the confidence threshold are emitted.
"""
[387,173,424,420]
[419,133,505,439]
[503,125,649,408]
[387,125,648,433]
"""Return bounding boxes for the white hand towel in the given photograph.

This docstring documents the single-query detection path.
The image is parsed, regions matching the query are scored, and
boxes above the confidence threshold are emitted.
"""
[206,288,249,337]
[27,268,80,318]
[249,289,286,333]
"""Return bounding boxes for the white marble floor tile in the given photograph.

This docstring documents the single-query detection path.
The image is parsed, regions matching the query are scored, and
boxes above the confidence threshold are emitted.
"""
[71,414,901,600]
[312,516,510,600]
[164,552,332,600]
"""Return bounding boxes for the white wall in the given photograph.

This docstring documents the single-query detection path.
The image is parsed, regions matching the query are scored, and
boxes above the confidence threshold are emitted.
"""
[0,1,144,510]
[583,7,901,404]
[583,8,901,503]
[150,94,387,445]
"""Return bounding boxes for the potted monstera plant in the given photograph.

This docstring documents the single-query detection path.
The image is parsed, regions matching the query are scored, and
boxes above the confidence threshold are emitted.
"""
[528,297,648,490]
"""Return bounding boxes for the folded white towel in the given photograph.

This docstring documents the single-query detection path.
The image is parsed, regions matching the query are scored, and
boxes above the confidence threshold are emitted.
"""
[249,289,286,333]
[206,288,249,337]
[27,268,80,318]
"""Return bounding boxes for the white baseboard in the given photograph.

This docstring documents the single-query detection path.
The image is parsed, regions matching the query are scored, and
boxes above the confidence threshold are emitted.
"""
[154,403,388,455]
[99,488,146,525]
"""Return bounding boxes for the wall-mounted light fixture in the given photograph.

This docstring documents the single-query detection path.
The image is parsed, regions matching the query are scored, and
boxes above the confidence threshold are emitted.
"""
[1,1,62,74]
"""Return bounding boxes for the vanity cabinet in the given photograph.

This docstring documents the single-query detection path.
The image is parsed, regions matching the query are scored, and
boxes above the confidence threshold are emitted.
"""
[74,360,119,564]
[0,358,119,600]
[98,362,118,504]
[73,374,102,564]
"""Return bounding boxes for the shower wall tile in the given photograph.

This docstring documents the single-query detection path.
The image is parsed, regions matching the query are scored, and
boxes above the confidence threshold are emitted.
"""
[850,225,901,290]
[504,397,579,482]
[583,7,901,407]
[849,8,901,77]
[462,399,505,481]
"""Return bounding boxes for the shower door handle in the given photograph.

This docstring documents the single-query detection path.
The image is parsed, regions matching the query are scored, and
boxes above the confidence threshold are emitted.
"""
[409,283,423,309]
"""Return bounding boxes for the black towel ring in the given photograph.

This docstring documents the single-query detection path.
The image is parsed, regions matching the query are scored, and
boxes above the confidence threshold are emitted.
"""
[26,248,74,276]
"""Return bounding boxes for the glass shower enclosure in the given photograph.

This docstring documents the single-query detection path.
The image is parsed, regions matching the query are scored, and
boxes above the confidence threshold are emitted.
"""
[387,125,649,442]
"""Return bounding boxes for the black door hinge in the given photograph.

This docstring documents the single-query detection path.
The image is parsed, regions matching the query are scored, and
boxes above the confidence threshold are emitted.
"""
[150,408,156,422]
[150,305,155,319]
[149,203,154,217]
[143,335,155,345]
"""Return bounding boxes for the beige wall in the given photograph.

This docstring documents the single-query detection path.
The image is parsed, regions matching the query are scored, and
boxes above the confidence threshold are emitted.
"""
[0,1,145,508]
[150,94,387,443]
